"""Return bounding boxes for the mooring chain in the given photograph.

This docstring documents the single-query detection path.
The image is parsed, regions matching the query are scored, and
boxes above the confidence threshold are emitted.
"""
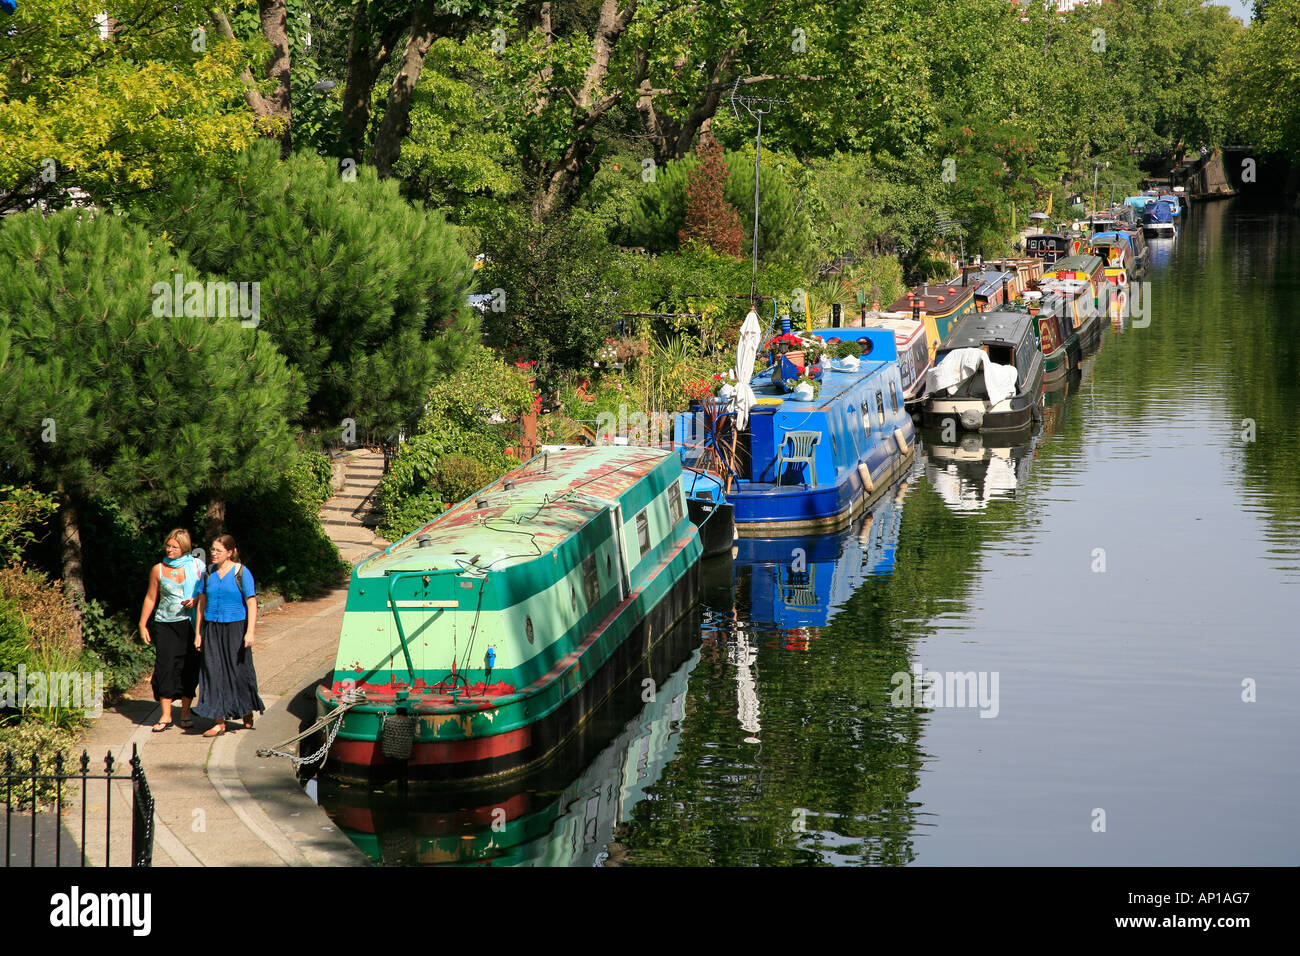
[256,688,365,770]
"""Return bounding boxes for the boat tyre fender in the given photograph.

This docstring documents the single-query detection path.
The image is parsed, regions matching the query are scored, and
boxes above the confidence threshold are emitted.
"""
[857,462,875,495]
[893,427,910,456]
[381,713,415,760]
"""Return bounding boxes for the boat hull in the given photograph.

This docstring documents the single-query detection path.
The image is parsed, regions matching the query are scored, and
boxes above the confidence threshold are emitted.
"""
[689,497,736,557]
[319,550,701,784]
[730,443,914,537]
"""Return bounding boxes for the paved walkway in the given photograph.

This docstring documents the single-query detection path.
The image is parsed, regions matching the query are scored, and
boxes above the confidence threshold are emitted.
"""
[62,448,390,867]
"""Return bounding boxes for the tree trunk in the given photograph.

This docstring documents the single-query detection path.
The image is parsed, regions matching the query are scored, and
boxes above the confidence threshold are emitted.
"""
[340,6,407,161]
[259,0,293,154]
[371,7,442,179]
[210,8,273,121]
[58,482,85,649]
[204,496,226,545]
[533,0,640,218]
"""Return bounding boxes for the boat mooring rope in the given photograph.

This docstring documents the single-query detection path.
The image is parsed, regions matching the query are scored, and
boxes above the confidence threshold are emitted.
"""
[256,687,366,770]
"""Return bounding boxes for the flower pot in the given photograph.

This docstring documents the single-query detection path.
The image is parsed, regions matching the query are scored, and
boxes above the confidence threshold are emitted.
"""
[793,382,815,402]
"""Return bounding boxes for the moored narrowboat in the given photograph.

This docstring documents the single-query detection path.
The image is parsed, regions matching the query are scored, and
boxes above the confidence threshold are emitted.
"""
[1024,232,1072,264]
[1022,290,1081,382]
[884,282,977,350]
[1143,198,1177,237]
[830,318,932,401]
[315,445,703,783]
[920,310,1044,434]
[674,328,915,536]
[1038,253,1107,354]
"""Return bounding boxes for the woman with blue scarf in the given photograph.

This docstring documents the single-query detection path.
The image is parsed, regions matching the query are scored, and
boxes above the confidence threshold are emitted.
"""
[138,529,204,732]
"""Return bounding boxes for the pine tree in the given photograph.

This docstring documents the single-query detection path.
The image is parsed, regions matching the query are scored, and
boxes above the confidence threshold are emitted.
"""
[678,135,744,257]
[0,210,300,644]
[131,142,479,442]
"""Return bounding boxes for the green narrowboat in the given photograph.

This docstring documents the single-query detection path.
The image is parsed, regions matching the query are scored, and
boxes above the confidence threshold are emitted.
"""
[315,446,702,783]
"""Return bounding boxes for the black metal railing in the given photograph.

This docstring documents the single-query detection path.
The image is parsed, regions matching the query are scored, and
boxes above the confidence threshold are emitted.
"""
[3,744,154,867]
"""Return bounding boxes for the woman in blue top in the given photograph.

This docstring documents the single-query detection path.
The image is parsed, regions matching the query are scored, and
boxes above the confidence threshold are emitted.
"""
[137,529,203,732]
[194,534,264,737]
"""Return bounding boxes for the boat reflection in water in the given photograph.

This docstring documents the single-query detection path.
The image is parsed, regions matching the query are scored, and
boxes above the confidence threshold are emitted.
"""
[316,606,703,866]
[731,475,912,640]
[923,429,1038,513]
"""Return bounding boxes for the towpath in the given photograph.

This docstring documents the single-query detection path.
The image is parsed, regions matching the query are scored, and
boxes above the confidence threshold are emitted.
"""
[58,448,388,867]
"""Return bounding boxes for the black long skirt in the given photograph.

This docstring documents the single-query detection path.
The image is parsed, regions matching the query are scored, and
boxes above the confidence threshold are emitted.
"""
[149,618,199,701]
[194,619,265,721]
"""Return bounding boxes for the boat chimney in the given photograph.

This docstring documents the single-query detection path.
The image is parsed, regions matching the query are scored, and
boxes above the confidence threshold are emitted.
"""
[475,498,489,510]
[912,303,920,322]
[504,479,516,491]
[417,534,433,548]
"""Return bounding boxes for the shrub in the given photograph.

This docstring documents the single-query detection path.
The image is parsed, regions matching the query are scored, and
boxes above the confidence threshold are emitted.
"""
[0,719,82,810]
[0,566,91,731]
[433,454,503,506]
[0,485,58,565]
[75,595,151,700]
[221,450,350,602]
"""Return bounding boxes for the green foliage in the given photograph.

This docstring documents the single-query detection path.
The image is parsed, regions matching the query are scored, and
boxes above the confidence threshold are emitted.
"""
[1222,0,1300,162]
[0,0,261,215]
[618,148,814,268]
[378,345,529,539]
[479,211,623,384]
[0,208,301,531]
[130,141,479,439]
[431,454,504,505]
[74,595,151,700]
[0,565,87,731]
[222,450,350,602]
[0,719,82,809]
[395,38,522,226]
[0,485,57,565]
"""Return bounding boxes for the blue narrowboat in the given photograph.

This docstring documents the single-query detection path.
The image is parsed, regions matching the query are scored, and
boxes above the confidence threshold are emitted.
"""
[675,328,915,537]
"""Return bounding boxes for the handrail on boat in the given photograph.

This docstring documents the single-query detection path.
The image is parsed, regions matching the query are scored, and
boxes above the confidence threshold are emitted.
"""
[384,568,459,682]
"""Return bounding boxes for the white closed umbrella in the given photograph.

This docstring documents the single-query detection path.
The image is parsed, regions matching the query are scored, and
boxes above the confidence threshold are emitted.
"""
[733,309,762,431]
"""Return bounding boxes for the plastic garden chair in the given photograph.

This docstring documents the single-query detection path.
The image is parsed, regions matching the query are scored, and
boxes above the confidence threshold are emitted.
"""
[775,431,820,486]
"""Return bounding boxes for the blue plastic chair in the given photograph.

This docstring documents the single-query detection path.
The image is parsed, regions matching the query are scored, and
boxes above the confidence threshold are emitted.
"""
[775,431,820,486]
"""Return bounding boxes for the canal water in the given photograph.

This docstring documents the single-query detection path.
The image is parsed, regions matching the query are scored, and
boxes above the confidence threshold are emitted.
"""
[314,201,1300,865]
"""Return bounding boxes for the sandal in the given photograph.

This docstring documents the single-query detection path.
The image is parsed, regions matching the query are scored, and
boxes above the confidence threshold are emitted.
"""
[151,721,172,733]
[242,713,255,729]
[202,723,226,738]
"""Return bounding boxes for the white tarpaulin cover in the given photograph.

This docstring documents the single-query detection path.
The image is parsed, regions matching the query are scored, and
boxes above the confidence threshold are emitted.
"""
[734,309,762,431]
[924,347,1020,407]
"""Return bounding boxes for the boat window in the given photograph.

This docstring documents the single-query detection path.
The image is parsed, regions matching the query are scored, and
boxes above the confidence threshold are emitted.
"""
[582,553,599,607]
[668,489,683,526]
[876,391,886,427]
[570,585,578,613]
[636,511,651,559]
[988,344,1015,367]
[889,383,899,412]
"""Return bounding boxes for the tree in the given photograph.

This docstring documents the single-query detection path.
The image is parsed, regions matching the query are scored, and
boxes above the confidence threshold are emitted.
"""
[478,211,624,386]
[131,141,479,440]
[0,0,261,215]
[0,210,300,643]
[1222,0,1300,162]
[679,135,743,256]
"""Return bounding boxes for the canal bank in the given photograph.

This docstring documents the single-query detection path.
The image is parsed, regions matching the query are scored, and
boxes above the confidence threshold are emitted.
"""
[70,586,369,866]
[65,449,390,867]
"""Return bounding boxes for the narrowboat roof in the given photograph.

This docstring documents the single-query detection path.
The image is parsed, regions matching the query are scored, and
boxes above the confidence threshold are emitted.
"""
[964,270,1016,297]
[850,316,925,344]
[886,283,975,315]
[1042,254,1103,275]
[937,311,1035,352]
[356,446,673,577]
